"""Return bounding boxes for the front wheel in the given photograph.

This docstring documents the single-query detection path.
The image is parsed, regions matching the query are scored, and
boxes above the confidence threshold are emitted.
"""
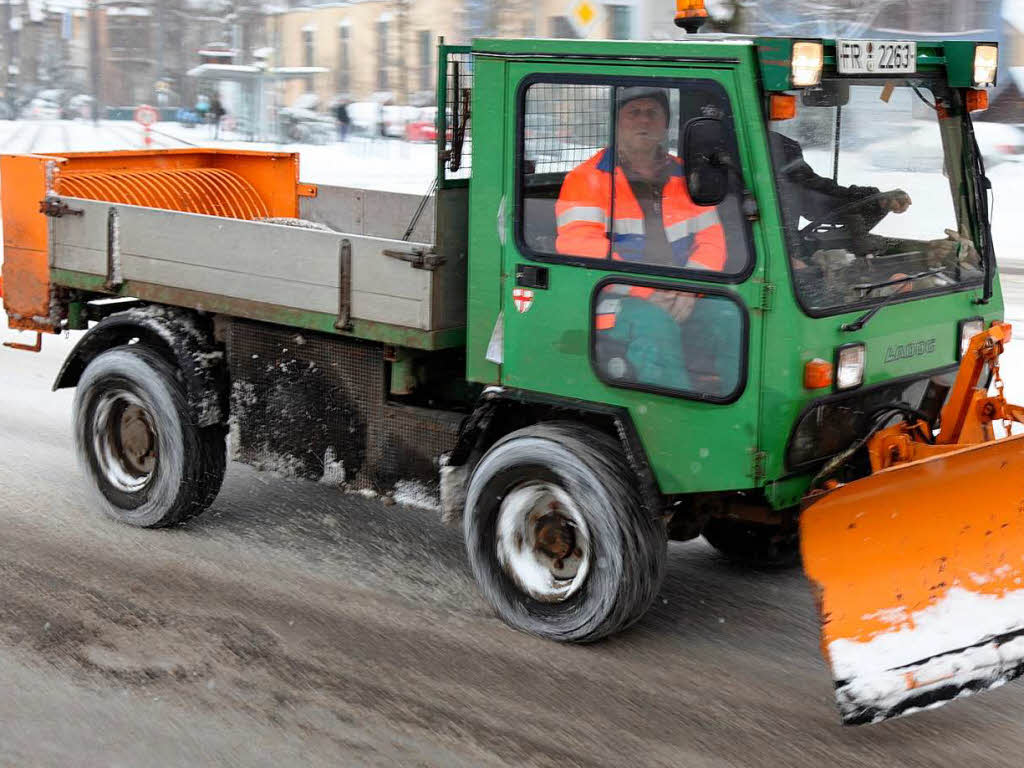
[73,345,226,528]
[464,423,666,643]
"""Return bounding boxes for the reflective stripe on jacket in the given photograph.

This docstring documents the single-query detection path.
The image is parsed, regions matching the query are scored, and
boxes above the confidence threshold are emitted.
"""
[555,149,726,271]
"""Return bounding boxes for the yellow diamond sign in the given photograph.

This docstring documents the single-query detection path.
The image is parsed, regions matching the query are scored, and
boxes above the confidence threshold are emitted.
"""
[567,0,603,38]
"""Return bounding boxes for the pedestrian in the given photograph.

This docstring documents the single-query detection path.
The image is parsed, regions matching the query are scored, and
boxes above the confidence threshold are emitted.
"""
[194,93,210,125]
[334,99,351,142]
[210,94,226,140]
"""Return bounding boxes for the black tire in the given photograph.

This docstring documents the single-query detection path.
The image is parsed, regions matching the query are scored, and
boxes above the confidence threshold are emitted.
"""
[196,425,227,512]
[464,423,667,643]
[701,517,801,568]
[73,345,226,528]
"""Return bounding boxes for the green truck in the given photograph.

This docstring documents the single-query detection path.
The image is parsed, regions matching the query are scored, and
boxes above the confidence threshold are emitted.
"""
[3,15,1018,724]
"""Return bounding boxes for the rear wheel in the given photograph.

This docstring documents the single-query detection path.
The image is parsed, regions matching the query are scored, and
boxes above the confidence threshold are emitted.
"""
[464,423,666,642]
[701,517,801,568]
[73,345,226,528]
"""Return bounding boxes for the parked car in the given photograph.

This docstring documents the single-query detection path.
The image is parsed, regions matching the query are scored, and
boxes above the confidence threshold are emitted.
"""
[22,97,60,120]
[381,105,421,138]
[404,107,438,142]
[64,94,94,120]
[277,93,338,144]
[279,106,336,144]
[347,101,383,136]
[865,121,1024,171]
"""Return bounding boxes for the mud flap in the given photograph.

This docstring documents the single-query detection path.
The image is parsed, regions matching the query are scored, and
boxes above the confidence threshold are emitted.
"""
[801,433,1024,724]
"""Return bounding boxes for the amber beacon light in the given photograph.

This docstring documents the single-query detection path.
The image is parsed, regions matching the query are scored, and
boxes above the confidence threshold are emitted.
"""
[675,0,709,33]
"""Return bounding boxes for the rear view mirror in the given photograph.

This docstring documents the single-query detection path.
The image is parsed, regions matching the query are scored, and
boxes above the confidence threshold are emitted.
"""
[683,117,729,206]
[801,82,850,107]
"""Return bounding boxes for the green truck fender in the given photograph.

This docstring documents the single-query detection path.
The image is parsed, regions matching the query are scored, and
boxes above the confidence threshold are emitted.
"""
[439,386,661,526]
[52,306,229,428]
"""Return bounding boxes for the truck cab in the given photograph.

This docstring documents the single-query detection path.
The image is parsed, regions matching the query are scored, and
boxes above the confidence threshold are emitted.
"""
[457,33,1001,537]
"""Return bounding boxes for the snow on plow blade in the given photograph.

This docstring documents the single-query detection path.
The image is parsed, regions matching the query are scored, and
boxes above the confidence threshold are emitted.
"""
[802,434,1024,724]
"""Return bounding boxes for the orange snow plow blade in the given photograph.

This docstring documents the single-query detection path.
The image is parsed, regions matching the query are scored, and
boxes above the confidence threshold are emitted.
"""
[803,438,1024,723]
[801,322,1024,724]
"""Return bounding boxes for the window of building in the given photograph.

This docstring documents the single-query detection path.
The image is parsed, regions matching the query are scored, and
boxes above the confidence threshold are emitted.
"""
[419,30,432,93]
[302,28,315,68]
[608,5,632,39]
[337,24,351,93]
[377,19,389,91]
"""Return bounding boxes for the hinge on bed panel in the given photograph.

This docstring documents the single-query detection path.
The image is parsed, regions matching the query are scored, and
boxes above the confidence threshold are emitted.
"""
[383,247,446,271]
[335,238,352,331]
[39,197,83,218]
[104,207,123,292]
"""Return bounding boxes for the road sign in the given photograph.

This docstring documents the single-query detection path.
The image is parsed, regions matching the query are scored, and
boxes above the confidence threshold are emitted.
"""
[567,0,603,38]
[134,104,159,127]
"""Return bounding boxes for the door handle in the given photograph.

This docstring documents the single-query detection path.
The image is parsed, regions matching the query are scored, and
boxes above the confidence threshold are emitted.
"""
[516,264,549,290]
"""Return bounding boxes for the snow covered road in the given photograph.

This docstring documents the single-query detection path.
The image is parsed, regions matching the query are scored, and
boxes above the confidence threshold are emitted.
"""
[5,290,1024,765]
[8,321,1024,765]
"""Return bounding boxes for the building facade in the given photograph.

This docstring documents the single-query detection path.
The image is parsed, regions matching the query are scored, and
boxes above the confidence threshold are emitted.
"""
[268,0,669,107]
[269,0,467,108]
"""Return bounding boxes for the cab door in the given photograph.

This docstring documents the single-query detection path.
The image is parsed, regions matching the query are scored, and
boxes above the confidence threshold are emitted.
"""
[499,62,767,495]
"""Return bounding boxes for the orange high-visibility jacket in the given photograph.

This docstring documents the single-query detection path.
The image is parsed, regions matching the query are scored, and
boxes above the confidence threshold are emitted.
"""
[555,149,726,271]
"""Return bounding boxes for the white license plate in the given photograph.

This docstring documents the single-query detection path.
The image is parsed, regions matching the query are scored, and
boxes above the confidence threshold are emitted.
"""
[836,40,917,75]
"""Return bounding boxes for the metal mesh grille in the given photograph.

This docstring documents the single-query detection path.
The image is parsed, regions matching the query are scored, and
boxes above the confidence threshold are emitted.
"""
[443,51,473,181]
[228,319,461,494]
[524,84,612,174]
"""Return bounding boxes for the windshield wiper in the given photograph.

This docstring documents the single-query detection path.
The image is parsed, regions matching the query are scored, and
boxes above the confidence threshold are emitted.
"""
[841,267,950,332]
[963,114,995,304]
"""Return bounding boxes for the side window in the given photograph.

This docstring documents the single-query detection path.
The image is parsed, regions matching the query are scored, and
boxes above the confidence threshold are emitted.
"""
[593,282,745,400]
[521,83,612,254]
[519,77,752,278]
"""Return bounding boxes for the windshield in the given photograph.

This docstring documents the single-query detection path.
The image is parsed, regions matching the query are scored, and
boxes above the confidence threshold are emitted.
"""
[769,79,983,313]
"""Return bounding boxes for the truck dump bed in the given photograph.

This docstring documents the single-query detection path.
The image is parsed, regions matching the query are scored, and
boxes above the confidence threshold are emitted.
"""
[1,148,466,349]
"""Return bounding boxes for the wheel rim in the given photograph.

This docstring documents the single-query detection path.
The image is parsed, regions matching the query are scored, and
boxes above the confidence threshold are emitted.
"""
[91,389,158,493]
[495,482,591,603]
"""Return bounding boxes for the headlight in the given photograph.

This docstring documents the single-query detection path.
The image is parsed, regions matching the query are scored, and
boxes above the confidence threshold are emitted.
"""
[974,44,998,87]
[958,318,984,359]
[835,343,865,390]
[791,41,823,87]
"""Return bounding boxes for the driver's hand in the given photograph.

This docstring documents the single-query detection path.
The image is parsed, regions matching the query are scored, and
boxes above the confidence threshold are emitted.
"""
[886,272,915,295]
[649,290,696,324]
[881,190,912,214]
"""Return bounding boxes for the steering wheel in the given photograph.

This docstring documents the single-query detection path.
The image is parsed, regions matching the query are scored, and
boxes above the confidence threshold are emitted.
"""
[798,191,893,244]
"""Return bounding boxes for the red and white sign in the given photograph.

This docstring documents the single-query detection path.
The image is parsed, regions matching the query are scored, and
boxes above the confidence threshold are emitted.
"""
[512,287,534,314]
[133,104,159,127]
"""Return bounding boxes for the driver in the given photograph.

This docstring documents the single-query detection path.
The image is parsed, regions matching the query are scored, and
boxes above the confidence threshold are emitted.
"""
[770,131,912,229]
[555,86,726,324]
[557,87,738,394]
